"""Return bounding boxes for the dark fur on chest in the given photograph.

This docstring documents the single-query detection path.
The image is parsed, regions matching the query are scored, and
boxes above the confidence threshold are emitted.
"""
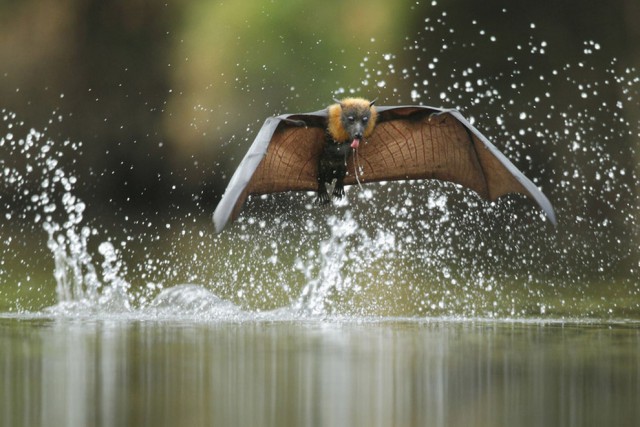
[316,134,353,204]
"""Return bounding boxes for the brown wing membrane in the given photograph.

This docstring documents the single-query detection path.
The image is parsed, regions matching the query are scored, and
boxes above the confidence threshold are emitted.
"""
[212,111,327,233]
[248,124,324,194]
[345,109,490,196]
[345,106,556,224]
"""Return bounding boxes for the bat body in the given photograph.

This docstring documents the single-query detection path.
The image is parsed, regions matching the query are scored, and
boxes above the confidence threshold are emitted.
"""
[213,98,557,233]
[317,98,377,203]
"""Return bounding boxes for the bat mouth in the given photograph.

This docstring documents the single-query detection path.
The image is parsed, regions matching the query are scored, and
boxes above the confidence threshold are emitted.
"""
[350,138,361,149]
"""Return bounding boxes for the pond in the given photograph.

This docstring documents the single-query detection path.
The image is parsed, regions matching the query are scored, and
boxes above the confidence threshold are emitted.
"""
[2,2,640,426]
[2,315,638,427]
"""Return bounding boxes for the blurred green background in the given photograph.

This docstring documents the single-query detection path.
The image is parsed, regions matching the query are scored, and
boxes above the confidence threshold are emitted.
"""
[1,0,639,314]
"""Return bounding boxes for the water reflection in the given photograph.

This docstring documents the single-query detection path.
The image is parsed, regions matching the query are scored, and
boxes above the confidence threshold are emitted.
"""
[1,318,639,427]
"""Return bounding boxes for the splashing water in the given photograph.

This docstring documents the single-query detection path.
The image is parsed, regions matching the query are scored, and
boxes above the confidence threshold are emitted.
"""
[291,211,395,317]
[2,6,639,320]
[1,95,638,320]
[0,112,130,315]
[0,113,390,318]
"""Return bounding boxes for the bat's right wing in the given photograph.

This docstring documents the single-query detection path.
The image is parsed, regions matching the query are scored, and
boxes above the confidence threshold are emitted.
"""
[213,110,327,233]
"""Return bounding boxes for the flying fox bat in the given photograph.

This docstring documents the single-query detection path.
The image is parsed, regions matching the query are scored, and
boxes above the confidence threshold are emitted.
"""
[213,97,557,233]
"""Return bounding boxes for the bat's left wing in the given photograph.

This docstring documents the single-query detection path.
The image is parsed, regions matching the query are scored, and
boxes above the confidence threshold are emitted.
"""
[213,110,327,233]
[344,105,557,225]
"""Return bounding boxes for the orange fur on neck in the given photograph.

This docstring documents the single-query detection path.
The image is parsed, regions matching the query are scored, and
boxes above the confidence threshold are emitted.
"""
[327,97,377,143]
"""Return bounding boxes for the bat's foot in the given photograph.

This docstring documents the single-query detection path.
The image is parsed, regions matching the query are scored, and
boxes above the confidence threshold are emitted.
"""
[315,191,331,206]
[332,185,345,199]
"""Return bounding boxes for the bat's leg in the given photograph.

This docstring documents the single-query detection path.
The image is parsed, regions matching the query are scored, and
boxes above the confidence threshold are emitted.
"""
[315,181,331,205]
[331,158,347,200]
[332,177,345,199]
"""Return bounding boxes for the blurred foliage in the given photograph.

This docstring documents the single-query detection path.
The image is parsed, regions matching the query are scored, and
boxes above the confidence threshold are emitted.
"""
[1,0,638,201]
[163,0,411,148]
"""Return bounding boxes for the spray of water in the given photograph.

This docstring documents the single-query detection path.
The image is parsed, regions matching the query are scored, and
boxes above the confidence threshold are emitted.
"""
[1,5,639,320]
[1,88,638,320]
[291,210,395,316]
[0,112,130,314]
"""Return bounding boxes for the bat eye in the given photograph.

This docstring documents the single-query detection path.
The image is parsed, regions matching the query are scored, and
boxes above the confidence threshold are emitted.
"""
[347,116,355,122]
[362,117,369,123]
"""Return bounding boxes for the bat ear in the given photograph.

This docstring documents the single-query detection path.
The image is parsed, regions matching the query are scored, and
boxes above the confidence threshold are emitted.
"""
[332,98,343,108]
[369,98,377,107]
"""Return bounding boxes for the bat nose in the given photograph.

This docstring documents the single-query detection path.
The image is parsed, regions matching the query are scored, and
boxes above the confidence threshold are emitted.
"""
[354,131,363,140]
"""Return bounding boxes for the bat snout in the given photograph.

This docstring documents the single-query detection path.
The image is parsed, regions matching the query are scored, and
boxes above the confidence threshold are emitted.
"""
[350,131,363,149]
[345,121,365,141]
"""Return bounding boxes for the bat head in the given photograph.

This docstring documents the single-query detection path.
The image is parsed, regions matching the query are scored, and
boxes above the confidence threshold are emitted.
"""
[327,97,377,148]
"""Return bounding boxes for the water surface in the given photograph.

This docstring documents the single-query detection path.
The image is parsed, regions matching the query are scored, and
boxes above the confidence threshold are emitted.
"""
[2,316,638,427]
